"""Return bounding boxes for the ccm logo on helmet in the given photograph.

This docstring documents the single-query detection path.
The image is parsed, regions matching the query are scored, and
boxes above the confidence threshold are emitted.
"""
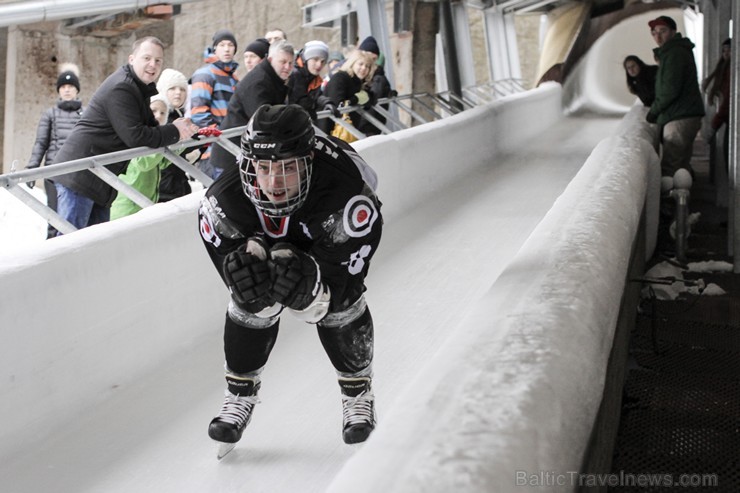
[253,143,277,149]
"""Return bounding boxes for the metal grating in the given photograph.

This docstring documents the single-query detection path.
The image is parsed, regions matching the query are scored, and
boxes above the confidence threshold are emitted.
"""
[624,370,740,417]
[611,410,740,492]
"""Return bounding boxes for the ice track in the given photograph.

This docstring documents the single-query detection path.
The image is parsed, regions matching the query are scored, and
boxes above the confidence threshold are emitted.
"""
[0,115,619,493]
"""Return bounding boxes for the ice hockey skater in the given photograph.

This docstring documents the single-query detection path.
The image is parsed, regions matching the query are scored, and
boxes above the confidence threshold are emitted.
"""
[198,104,382,458]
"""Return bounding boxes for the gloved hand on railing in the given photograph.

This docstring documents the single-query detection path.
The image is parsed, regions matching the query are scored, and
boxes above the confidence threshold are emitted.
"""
[196,127,223,139]
[323,102,340,118]
[354,90,369,106]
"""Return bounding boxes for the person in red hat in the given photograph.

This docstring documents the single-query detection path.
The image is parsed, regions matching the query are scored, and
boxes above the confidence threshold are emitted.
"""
[645,15,704,177]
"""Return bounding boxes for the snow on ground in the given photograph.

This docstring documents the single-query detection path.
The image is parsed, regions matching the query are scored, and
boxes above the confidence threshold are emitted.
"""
[0,185,47,247]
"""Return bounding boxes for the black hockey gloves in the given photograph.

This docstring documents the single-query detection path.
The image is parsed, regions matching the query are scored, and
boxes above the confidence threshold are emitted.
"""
[223,237,275,313]
[269,243,324,311]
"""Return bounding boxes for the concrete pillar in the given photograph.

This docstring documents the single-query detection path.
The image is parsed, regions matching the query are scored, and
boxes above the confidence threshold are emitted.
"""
[2,26,17,175]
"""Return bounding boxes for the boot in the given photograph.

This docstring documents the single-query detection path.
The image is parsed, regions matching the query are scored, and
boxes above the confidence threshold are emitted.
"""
[208,373,261,444]
[339,376,376,444]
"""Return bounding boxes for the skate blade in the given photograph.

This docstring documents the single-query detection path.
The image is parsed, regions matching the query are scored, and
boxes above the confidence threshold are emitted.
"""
[216,442,236,460]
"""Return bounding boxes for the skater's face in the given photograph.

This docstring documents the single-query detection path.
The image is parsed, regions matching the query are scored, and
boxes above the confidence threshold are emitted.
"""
[254,158,308,204]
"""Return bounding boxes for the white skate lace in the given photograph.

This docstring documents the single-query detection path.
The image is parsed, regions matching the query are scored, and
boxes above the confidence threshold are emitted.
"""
[342,390,375,426]
[216,392,260,426]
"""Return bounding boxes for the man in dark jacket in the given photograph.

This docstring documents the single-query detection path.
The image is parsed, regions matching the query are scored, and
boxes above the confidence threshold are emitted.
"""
[645,16,704,176]
[53,36,198,232]
[210,40,294,173]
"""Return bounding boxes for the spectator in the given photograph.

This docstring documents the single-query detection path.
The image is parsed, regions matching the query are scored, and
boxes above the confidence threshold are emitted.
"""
[199,104,382,457]
[645,15,705,177]
[52,36,198,233]
[623,55,658,107]
[356,36,394,136]
[191,29,240,180]
[287,40,333,121]
[209,40,294,173]
[703,39,732,138]
[156,68,193,202]
[322,50,345,90]
[243,38,270,75]
[26,64,84,238]
[321,49,376,135]
[265,29,286,44]
[110,94,176,219]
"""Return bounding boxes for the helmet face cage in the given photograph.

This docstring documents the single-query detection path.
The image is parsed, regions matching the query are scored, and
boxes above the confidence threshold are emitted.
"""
[240,154,313,218]
[238,104,316,217]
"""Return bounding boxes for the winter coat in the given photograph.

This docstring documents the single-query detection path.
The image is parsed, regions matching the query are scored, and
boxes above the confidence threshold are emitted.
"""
[711,64,731,130]
[287,57,330,119]
[648,34,705,126]
[53,64,180,207]
[209,58,288,172]
[324,70,365,128]
[626,64,658,107]
[158,109,192,202]
[27,99,83,169]
[357,64,392,136]
[110,153,169,220]
[190,56,239,128]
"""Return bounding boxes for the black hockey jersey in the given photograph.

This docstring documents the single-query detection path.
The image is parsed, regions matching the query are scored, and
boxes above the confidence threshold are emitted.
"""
[199,136,382,310]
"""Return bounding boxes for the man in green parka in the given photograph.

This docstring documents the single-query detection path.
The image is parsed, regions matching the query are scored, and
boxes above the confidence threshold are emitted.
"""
[646,15,704,177]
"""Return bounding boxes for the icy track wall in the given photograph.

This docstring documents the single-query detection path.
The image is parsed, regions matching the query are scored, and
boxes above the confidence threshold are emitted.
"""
[327,105,660,493]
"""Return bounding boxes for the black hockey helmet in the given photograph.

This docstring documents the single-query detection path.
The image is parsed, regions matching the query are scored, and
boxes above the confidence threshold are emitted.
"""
[241,104,315,160]
[239,104,316,217]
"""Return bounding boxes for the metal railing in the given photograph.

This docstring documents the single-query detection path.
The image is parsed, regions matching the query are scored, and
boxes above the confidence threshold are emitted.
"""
[0,79,526,235]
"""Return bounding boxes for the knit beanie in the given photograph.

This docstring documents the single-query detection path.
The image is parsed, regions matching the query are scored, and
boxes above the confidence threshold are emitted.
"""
[212,29,237,50]
[244,38,270,59]
[57,70,80,92]
[156,68,188,94]
[150,93,170,111]
[302,40,330,61]
[358,36,380,56]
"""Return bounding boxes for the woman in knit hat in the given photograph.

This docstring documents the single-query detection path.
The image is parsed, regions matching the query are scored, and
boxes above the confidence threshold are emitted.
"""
[287,40,332,121]
[156,68,193,202]
[26,63,84,238]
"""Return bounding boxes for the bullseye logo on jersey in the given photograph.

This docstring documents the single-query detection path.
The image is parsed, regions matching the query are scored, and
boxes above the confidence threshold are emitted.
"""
[199,205,221,247]
[343,195,378,238]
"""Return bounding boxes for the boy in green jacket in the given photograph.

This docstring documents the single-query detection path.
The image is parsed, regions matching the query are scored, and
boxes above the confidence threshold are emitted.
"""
[111,95,185,219]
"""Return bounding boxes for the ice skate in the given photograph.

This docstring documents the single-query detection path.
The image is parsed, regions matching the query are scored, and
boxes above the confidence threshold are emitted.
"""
[209,374,260,458]
[339,377,376,444]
